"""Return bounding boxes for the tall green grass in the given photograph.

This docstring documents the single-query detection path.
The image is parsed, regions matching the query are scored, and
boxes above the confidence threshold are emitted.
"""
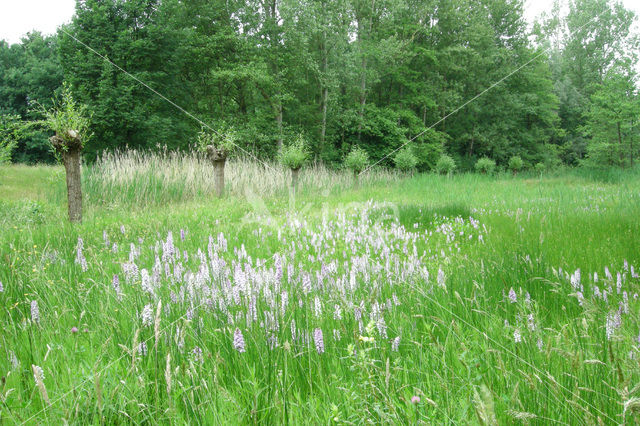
[1,159,640,423]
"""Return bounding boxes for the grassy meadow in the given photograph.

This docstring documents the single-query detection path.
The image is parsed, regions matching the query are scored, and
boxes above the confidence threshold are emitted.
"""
[1,156,640,424]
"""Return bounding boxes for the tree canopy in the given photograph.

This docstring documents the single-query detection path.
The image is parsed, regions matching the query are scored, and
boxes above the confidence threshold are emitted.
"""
[1,0,638,170]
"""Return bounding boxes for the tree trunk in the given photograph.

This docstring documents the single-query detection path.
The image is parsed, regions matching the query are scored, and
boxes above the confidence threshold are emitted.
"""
[206,145,227,198]
[291,168,300,193]
[358,56,367,141]
[290,167,300,207]
[276,103,283,150]
[618,121,623,165]
[51,132,83,223]
[62,149,83,223]
[320,31,328,149]
[630,119,634,167]
[214,159,226,198]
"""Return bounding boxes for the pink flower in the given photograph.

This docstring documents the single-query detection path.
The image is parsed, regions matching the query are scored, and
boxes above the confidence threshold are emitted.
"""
[411,396,420,404]
[71,326,79,334]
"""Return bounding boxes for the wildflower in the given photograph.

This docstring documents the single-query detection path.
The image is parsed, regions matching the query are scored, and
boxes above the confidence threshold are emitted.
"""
[233,328,246,353]
[314,296,322,317]
[313,328,325,354]
[302,273,312,294]
[376,316,388,338]
[570,269,580,289]
[141,304,153,327]
[120,225,126,234]
[112,274,121,294]
[31,300,40,324]
[180,229,186,241]
[537,338,543,351]
[0,281,3,292]
[75,237,88,272]
[9,350,19,369]
[71,326,79,334]
[437,267,446,288]
[333,329,341,341]
[513,328,522,343]
[392,336,401,352]
[527,314,536,331]
[594,285,601,298]
[508,288,517,303]
[192,346,203,362]
[141,269,154,295]
[139,342,148,356]
[605,310,621,340]
[411,396,421,404]
[359,335,375,343]
[333,304,342,320]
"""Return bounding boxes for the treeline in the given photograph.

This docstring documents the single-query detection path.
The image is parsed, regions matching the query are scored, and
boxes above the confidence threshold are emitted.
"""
[0,0,638,170]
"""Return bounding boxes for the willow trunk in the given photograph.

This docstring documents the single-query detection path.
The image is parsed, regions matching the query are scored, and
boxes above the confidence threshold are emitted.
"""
[62,148,83,223]
[214,159,226,198]
[291,168,300,197]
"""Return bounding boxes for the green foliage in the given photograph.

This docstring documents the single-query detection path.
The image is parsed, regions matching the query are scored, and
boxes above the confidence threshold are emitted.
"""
[279,134,309,170]
[0,33,63,163]
[435,154,456,175]
[3,164,640,423]
[344,146,369,174]
[508,155,524,173]
[393,146,418,172]
[196,125,237,157]
[39,85,90,145]
[2,0,637,172]
[581,67,639,168]
[474,157,496,175]
[0,114,22,164]
[535,162,546,174]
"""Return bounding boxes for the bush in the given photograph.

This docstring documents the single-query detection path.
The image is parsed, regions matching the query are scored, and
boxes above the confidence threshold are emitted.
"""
[196,125,237,158]
[344,146,369,174]
[0,114,22,164]
[394,146,418,172]
[508,155,524,174]
[435,154,456,175]
[279,134,309,170]
[474,157,496,175]
[535,162,545,174]
[40,84,91,147]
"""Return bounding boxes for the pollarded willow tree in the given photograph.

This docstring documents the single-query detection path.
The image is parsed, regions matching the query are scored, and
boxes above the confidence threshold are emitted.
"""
[344,146,369,186]
[41,86,90,223]
[279,135,310,198]
[197,127,236,198]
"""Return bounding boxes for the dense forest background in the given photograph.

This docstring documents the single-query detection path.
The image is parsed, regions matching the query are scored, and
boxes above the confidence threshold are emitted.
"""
[1,0,638,170]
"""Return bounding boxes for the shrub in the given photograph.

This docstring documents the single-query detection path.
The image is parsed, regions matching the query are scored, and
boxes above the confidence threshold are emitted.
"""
[474,157,496,175]
[40,85,91,147]
[394,146,418,172]
[508,155,524,174]
[535,162,545,174]
[279,134,309,170]
[0,114,22,164]
[196,125,236,159]
[435,154,456,175]
[344,146,369,174]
